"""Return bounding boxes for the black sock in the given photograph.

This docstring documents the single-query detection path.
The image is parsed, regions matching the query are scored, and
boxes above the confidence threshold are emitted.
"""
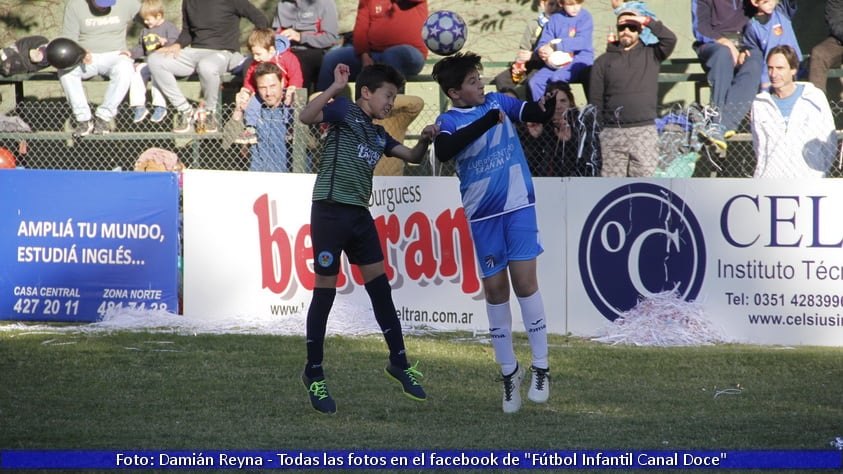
[365,274,408,369]
[304,287,336,379]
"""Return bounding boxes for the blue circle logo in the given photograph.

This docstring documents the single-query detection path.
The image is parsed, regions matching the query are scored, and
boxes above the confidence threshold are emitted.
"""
[578,183,706,321]
[317,251,334,268]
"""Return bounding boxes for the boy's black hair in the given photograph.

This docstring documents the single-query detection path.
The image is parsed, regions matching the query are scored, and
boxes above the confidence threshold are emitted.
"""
[431,51,484,96]
[355,64,405,101]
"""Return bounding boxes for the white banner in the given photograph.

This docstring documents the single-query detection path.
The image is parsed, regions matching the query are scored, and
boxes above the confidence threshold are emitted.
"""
[183,170,569,333]
[184,171,843,346]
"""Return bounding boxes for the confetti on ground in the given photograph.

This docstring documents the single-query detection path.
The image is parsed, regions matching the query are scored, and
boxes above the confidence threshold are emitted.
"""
[592,290,733,346]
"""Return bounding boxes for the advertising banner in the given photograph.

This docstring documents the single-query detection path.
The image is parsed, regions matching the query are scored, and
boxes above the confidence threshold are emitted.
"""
[184,171,843,346]
[183,170,567,334]
[0,169,180,322]
[568,178,843,346]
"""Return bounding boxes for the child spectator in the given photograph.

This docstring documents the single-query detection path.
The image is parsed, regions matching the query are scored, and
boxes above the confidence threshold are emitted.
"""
[296,63,437,414]
[492,0,560,100]
[432,51,556,413]
[528,0,594,102]
[742,0,801,90]
[0,35,50,76]
[235,28,303,145]
[127,0,180,123]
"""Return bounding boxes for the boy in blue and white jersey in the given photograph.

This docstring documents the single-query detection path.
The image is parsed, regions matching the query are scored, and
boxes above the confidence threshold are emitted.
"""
[432,51,556,414]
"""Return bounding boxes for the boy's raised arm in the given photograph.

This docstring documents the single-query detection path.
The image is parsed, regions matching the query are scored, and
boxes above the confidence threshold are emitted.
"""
[299,63,350,124]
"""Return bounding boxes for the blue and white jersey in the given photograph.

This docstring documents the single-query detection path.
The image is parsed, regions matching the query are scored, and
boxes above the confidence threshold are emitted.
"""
[435,92,535,222]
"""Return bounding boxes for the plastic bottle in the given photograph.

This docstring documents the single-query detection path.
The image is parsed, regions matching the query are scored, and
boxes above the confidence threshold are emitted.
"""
[195,102,207,134]
[511,61,527,83]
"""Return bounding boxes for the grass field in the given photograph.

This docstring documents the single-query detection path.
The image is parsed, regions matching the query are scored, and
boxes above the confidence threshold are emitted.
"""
[1,328,842,472]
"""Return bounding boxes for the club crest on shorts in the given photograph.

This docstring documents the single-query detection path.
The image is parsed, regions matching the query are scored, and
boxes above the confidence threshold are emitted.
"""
[317,251,334,268]
[578,183,706,321]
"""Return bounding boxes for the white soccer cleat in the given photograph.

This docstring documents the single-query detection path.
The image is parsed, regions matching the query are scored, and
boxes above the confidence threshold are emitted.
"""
[500,364,524,414]
[527,366,550,403]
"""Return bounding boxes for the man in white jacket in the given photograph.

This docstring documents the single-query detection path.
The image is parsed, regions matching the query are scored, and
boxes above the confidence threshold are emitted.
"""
[751,45,838,178]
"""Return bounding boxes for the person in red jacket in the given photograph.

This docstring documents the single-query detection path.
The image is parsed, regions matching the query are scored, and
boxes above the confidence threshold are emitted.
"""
[314,0,428,91]
[235,27,304,144]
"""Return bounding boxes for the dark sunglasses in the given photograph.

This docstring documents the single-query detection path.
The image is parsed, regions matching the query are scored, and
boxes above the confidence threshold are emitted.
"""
[617,23,641,33]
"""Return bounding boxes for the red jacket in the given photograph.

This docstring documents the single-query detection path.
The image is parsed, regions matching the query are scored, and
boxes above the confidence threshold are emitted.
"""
[353,0,428,58]
[242,49,304,93]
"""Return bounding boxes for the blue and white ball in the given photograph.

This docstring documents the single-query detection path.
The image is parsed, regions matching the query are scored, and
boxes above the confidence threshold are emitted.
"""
[421,10,468,56]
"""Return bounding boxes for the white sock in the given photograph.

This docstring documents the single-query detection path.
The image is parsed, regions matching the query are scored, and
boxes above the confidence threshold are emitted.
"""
[487,300,517,375]
[518,290,548,369]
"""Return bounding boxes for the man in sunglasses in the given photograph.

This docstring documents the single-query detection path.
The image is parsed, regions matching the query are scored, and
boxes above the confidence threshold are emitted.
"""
[588,7,676,177]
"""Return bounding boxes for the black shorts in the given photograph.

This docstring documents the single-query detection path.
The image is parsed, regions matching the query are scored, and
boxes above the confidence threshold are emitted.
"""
[310,200,383,276]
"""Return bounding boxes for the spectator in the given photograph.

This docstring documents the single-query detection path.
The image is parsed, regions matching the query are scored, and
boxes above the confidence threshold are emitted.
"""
[692,0,763,150]
[148,0,268,134]
[808,0,843,95]
[315,0,428,93]
[528,0,594,102]
[127,0,179,124]
[231,62,294,172]
[0,35,50,77]
[610,0,659,45]
[273,0,340,94]
[521,81,600,176]
[297,63,436,414]
[59,0,140,137]
[431,52,556,414]
[235,28,303,145]
[589,7,676,177]
[492,0,560,100]
[742,0,801,90]
[751,45,837,178]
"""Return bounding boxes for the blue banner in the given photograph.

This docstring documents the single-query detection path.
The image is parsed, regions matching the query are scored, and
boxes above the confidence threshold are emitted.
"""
[0,450,840,469]
[0,169,179,321]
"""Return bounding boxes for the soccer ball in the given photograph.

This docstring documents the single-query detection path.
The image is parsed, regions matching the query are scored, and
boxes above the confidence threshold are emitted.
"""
[422,10,468,56]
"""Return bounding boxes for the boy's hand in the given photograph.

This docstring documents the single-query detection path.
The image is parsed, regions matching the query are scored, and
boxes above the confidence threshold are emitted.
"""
[235,89,252,112]
[332,63,350,89]
[537,43,553,61]
[419,124,440,142]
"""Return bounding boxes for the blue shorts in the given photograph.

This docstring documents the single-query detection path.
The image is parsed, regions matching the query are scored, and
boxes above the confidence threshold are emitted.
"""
[310,200,383,276]
[470,206,544,278]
